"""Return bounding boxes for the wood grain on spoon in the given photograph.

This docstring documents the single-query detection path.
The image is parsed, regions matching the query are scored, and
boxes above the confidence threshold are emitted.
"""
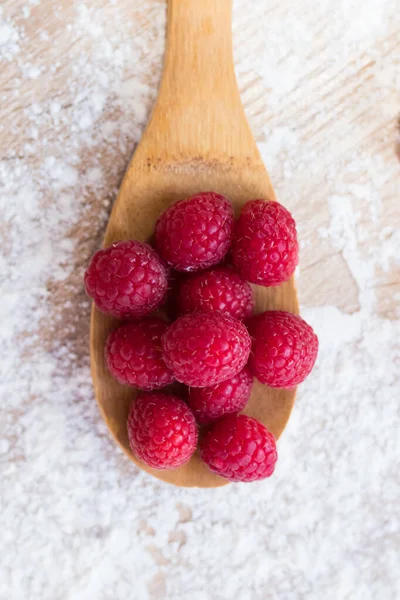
[90,0,299,487]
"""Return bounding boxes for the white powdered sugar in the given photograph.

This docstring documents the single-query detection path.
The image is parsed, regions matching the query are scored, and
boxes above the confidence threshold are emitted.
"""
[0,1,399,599]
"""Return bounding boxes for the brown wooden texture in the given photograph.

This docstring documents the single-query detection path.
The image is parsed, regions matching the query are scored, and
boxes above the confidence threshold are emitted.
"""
[90,0,299,487]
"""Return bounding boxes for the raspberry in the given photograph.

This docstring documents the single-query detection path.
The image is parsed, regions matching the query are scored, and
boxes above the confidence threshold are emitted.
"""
[232,199,298,286]
[247,311,318,388]
[200,414,277,482]
[162,312,251,387]
[187,367,253,425]
[85,241,167,318]
[127,393,198,469]
[105,318,175,390]
[177,266,254,320]
[155,192,234,272]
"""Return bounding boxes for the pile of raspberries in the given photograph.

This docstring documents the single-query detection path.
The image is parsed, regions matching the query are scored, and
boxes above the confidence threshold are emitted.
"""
[85,192,318,483]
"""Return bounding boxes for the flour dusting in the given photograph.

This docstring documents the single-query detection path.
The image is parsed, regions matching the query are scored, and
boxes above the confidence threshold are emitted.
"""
[1,1,399,599]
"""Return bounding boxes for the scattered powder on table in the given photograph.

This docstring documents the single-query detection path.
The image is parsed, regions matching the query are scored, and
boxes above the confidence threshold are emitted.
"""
[0,1,399,600]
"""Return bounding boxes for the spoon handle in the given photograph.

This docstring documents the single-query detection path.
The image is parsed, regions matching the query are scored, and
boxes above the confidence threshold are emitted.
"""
[164,0,235,98]
[142,0,258,161]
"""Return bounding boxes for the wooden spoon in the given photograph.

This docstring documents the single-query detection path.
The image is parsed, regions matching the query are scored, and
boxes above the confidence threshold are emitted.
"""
[90,0,298,487]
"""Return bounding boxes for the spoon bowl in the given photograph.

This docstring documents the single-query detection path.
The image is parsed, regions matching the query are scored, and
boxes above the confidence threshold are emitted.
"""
[90,0,298,487]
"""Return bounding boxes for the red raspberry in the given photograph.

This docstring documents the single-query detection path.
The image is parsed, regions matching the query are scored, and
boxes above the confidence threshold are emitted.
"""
[200,414,277,482]
[155,192,234,272]
[247,311,318,388]
[187,367,253,425]
[105,318,175,391]
[177,266,254,320]
[127,393,198,469]
[162,312,251,388]
[232,199,298,286]
[84,240,167,319]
